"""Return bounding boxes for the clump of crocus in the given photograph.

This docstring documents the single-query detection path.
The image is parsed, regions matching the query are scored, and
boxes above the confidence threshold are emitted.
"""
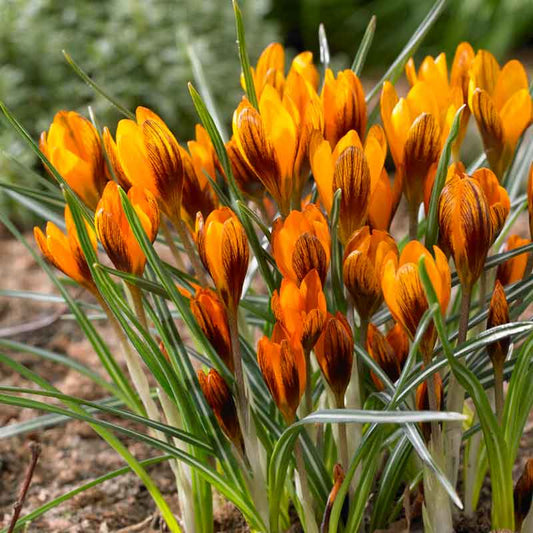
[95,181,159,276]
[41,110,108,209]
[34,206,97,294]
[468,50,532,179]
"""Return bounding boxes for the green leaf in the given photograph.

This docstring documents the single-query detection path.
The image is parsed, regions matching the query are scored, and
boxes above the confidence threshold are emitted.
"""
[232,0,258,109]
[418,256,515,530]
[62,50,135,119]
[318,23,330,73]
[351,15,376,76]
[425,104,466,248]
[329,188,346,312]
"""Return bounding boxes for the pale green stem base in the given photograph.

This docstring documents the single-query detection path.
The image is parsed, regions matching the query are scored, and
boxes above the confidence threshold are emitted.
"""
[295,441,319,533]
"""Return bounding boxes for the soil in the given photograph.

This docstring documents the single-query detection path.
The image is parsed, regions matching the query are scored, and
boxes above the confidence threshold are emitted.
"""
[0,234,531,532]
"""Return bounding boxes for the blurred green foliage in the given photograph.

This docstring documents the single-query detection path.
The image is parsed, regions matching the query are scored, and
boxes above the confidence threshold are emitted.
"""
[0,0,275,223]
[270,0,533,71]
[1,0,531,226]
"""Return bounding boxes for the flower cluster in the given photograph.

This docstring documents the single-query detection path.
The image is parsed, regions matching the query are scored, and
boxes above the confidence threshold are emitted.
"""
[30,37,533,533]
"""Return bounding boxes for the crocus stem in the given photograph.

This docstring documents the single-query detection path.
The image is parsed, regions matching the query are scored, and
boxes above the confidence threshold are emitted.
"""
[173,216,209,286]
[158,389,197,533]
[98,295,162,427]
[294,441,319,533]
[127,283,148,331]
[408,201,419,241]
[161,218,185,271]
[228,307,269,524]
[445,283,472,487]
[493,360,504,424]
[304,348,313,417]
[335,395,349,471]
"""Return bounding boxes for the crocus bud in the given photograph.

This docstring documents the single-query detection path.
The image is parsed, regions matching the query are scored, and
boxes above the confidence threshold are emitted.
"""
[438,164,510,289]
[310,128,387,244]
[468,50,532,179]
[415,373,443,442]
[40,111,108,210]
[196,207,249,312]
[367,323,409,391]
[257,324,306,423]
[514,458,533,531]
[496,235,531,286]
[34,206,97,294]
[271,269,327,352]
[321,464,348,532]
[382,241,451,361]
[198,369,243,451]
[232,89,298,216]
[271,204,330,285]
[226,137,263,200]
[487,280,510,369]
[109,107,184,223]
[314,312,354,404]
[321,69,366,148]
[95,181,159,276]
[343,226,398,322]
[190,288,233,372]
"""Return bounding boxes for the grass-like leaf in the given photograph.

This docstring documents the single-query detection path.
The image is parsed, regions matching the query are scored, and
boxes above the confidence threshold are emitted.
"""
[351,15,376,75]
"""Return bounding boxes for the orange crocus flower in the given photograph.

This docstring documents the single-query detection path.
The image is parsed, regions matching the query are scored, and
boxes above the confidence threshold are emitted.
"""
[406,43,475,157]
[271,269,327,352]
[468,50,532,179]
[245,43,319,100]
[367,323,409,391]
[380,79,460,215]
[486,280,510,370]
[382,241,451,360]
[526,163,533,239]
[40,111,107,209]
[514,459,533,532]
[496,235,531,286]
[34,206,97,293]
[321,69,366,148]
[106,107,184,224]
[95,182,159,276]
[343,226,398,322]
[196,207,249,312]
[271,204,331,284]
[314,312,354,404]
[257,323,306,423]
[190,288,233,372]
[438,164,510,289]
[233,75,321,214]
[310,127,388,242]
[178,125,219,233]
[198,368,243,451]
